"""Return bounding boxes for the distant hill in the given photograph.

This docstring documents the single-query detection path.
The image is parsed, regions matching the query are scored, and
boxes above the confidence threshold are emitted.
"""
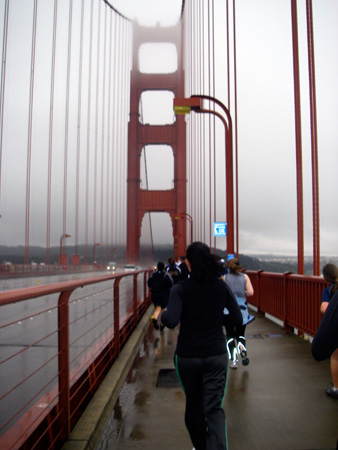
[1,244,335,275]
[148,246,300,274]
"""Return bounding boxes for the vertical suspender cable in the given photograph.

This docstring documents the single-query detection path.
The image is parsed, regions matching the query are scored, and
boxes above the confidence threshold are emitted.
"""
[106,10,113,260]
[212,0,216,253]
[200,0,206,242]
[232,0,239,256]
[85,0,94,263]
[93,0,101,259]
[75,0,84,259]
[207,0,212,249]
[121,19,127,250]
[120,20,128,251]
[189,2,194,236]
[141,98,155,259]
[197,0,202,240]
[46,0,58,265]
[63,0,73,257]
[193,2,197,238]
[122,20,129,250]
[187,1,192,240]
[0,0,10,217]
[290,0,304,274]
[195,1,199,239]
[100,4,108,264]
[114,15,119,249]
[198,0,203,240]
[226,0,230,106]
[112,14,118,251]
[25,0,38,265]
[116,16,122,249]
[306,0,320,276]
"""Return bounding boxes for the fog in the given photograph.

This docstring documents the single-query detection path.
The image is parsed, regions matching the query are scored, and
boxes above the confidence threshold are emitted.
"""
[0,0,337,261]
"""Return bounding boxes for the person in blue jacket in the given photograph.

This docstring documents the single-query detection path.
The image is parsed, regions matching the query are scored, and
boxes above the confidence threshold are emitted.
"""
[313,263,338,399]
[161,242,242,450]
[320,263,338,314]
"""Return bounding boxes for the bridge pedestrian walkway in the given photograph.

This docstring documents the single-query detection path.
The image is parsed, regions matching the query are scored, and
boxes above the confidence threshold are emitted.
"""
[63,307,338,450]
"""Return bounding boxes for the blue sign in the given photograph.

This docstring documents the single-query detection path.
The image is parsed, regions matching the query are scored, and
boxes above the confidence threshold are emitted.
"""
[213,222,227,237]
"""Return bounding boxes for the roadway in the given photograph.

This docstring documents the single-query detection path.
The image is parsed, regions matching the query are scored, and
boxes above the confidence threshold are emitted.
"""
[0,269,139,437]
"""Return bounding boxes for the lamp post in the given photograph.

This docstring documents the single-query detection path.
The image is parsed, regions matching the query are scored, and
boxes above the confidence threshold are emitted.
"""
[173,95,235,255]
[174,233,185,260]
[59,233,71,266]
[175,213,193,244]
[93,242,100,266]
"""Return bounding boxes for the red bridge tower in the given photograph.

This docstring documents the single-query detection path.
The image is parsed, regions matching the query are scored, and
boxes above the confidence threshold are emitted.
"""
[126,22,187,263]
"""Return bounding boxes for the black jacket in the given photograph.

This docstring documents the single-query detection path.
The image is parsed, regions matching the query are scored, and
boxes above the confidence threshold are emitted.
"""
[162,276,242,358]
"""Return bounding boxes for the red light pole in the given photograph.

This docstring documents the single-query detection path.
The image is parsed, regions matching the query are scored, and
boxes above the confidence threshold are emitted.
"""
[175,213,193,245]
[174,95,235,255]
[59,234,71,266]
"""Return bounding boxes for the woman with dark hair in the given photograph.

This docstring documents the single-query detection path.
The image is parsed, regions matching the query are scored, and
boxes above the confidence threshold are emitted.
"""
[161,242,242,450]
[314,263,338,399]
[223,257,254,369]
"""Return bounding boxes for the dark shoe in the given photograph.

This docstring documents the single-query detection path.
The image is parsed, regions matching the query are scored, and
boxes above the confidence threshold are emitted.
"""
[152,317,159,330]
[237,336,250,366]
[242,356,250,366]
[160,323,165,332]
[226,338,238,368]
[325,384,338,399]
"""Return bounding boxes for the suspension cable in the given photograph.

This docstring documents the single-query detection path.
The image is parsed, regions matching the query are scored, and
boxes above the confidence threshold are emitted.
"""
[25,0,38,265]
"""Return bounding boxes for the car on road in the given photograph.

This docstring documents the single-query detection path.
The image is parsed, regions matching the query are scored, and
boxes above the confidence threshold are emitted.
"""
[107,261,117,272]
[123,264,140,272]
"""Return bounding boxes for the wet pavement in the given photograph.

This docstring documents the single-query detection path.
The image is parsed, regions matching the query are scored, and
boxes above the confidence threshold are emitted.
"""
[64,306,338,450]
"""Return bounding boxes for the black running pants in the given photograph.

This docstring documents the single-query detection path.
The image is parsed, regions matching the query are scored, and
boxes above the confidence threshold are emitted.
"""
[175,353,228,450]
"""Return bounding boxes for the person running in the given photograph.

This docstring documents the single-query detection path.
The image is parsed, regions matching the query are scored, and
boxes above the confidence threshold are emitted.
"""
[313,263,338,398]
[320,263,338,314]
[178,255,190,280]
[166,256,181,284]
[312,289,338,399]
[223,257,254,369]
[148,261,173,330]
[161,242,242,450]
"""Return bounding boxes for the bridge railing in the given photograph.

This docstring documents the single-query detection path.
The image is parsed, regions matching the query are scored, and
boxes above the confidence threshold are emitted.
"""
[0,269,326,450]
[0,269,152,450]
[246,270,326,336]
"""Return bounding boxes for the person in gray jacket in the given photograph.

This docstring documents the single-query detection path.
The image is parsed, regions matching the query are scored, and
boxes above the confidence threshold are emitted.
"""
[223,257,254,369]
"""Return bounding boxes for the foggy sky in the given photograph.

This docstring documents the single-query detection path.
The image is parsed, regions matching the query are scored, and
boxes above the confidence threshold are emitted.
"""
[113,0,338,257]
[0,0,337,259]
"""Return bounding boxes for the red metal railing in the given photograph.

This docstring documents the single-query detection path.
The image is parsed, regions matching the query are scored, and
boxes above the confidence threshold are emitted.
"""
[0,270,152,450]
[0,269,327,449]
[246,270,326,336]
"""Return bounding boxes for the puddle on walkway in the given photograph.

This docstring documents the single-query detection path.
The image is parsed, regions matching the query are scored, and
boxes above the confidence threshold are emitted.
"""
[95,327,171,449]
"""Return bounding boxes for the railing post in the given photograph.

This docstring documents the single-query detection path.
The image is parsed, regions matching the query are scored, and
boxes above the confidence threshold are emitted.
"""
[114,278,121,355]
[58,290,73,440]
[143,271,147,306]
[144,271,151,307]
[282,272,292,331]
[133,273,138,324]
[256,270,264,314]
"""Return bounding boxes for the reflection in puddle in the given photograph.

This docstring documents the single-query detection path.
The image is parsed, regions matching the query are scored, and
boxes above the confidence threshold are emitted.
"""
[134,390,150,406]
[130,424,145,441]
[95,325,180,449]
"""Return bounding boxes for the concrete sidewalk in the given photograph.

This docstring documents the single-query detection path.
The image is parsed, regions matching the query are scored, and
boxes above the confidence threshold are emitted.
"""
[65,306,338,450]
